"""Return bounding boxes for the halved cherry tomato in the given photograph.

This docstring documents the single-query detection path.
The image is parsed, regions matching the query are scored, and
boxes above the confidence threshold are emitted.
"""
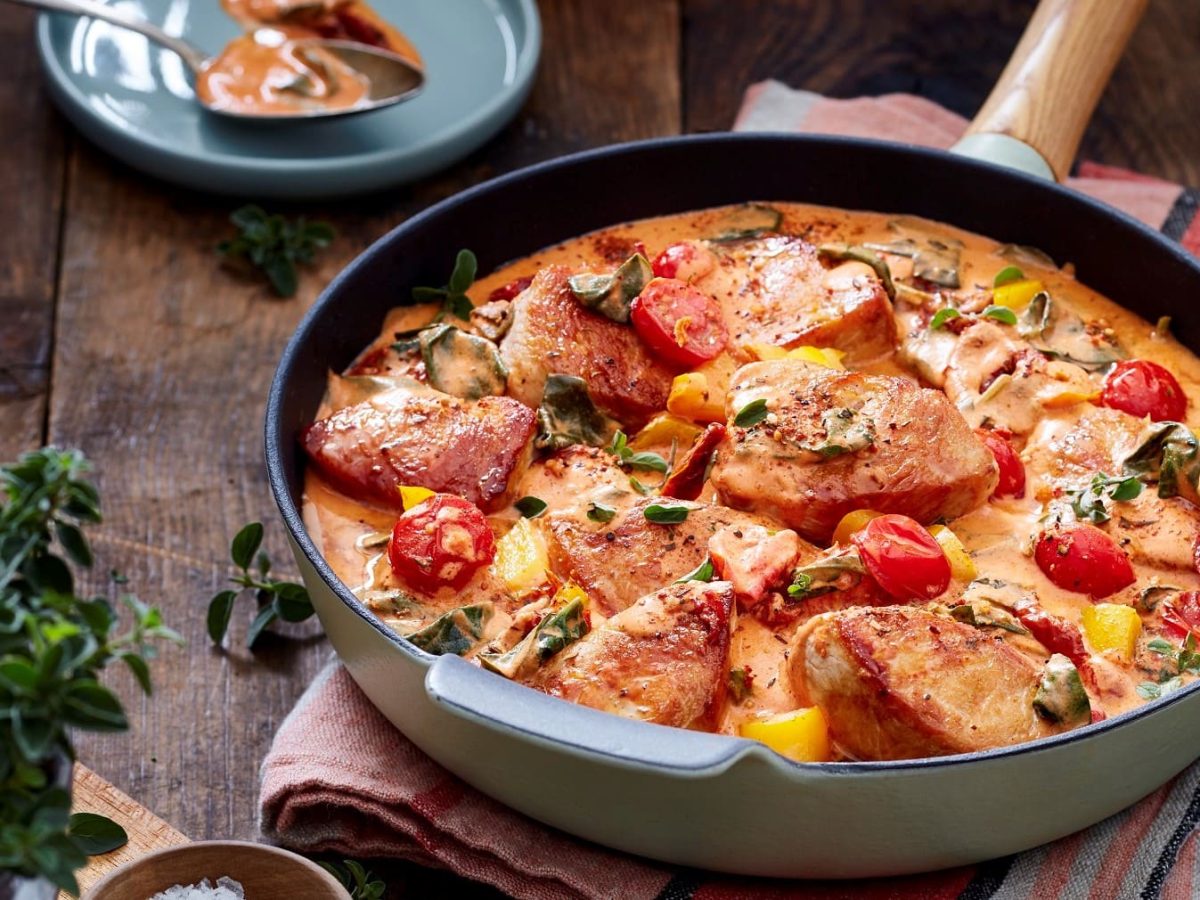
[1163,591,1200,638]
[1033,525,1134,599]
[388,494,496,595]
[1013,600,1089,668]
[1099,359,1187,422]
[850,514,950,600]
[630,278,728,369]
[651,242,715,282]
[975,428,1025,499]
[487,276,533,303]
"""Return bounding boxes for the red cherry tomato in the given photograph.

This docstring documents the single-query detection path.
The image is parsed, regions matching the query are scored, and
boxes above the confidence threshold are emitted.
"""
[1033,525,1134,598]
[1163,591,1200,638]
[975,428,1025,499]
[630,278,728,369]
[487,276,533,303]
[651,242,716,282]
[387,494,496,596]
[1099,359,1187,422]
[851,514,951,600]
[1013,602,1089,668]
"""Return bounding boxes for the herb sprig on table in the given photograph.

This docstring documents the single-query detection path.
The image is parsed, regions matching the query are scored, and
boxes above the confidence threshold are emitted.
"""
[207,522,318,648]
[319,859,386,900]
[0,448,178,894]
[217,205,336,298]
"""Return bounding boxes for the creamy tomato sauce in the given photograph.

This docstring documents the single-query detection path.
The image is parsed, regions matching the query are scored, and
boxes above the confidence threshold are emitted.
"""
[302,202,1200,761]
[197,0,420,116]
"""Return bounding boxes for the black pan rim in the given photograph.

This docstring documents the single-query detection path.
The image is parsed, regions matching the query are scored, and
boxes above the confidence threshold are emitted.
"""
[265,130,1200,775]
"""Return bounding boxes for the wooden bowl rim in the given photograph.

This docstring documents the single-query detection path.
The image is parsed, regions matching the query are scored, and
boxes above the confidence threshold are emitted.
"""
[81,839,352,900]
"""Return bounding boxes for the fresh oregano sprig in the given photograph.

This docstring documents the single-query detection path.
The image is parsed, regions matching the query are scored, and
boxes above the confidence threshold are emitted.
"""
[319,859,386,900]
[1066,472,1144,525]
[217,204,336,298]
[412,249,477,321]
[607,430,668,473]
[207,522,316,649]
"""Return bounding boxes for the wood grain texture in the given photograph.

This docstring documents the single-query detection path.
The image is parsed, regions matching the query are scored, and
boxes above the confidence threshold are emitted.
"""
[682,0,1200,185]
[963,0,1149,180]
[59,764,188,900]
[0,4,67,460]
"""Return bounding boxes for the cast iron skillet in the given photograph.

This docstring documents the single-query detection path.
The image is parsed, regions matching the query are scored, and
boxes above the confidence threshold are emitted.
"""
[265,0,1200,878]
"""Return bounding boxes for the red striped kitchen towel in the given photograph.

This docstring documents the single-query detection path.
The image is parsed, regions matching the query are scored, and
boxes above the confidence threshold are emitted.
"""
[259,88,1200,900]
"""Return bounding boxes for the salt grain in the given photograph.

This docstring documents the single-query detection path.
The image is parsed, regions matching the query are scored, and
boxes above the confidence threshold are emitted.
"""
[148,876,245,900]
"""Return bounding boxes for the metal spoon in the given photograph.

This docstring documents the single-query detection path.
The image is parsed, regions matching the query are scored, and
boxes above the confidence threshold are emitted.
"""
[9,0,424,120]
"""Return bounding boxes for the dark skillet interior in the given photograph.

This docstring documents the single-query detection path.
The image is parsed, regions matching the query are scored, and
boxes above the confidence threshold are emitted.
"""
[267,130,1200,648]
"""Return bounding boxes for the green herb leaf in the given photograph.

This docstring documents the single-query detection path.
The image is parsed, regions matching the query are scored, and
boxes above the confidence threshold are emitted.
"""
[1066,472,1145,524]
[320,859,386,900]
[727,667,754,703]
[246,605,278,649]
[587,502,616,523]
[734,398,769,428]
[707,204,783,242]
[1136,681,1161,700]
[567,253,653,323]
[121,653,153,695]
[404,604,493,656]
[676,556,715,583]
[993,265,1025,287]
[218,205,335,298]
[982,305,1018,325]
[68,813,128,855]
[607,429,668,472]
[535,374,617,451]
[644,503,690,524]
[230,522,264,570]
[629,476,653,496]
[414,249,478,321]
[515,496,548,518]
[817,244,896,300]
[929,307,961,330]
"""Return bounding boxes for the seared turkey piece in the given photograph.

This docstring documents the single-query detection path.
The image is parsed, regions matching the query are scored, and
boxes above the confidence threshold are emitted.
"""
[710,360,998,543]
[525,580,735,728]
[790,606,1063,760]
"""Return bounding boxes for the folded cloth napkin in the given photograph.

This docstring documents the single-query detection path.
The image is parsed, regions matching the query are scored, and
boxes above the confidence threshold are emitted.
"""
[260,86,1200,900]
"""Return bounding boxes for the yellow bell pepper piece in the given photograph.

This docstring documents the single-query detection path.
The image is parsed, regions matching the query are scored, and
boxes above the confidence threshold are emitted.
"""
[929,524,978,582]
[553,582,589,608]
[831,509,883,545]
[667,372,726,424]
[492,518,549,595]
[1042,389,1101,410]
[398,485,435,510]
[629,413,703,451]
[1081,603,1142,663]
[747,344,846,369]
[992,278,1044,310]
[739,707,831,762]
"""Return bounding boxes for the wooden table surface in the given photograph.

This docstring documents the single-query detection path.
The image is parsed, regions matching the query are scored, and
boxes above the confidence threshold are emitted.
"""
[4,0,1200,895]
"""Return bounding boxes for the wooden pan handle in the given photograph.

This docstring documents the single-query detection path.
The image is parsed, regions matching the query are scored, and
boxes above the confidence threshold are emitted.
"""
[958,0,1148,181]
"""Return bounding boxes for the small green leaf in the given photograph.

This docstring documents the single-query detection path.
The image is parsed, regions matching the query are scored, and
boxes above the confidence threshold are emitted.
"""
[246,605,278,649]
[68,813,128,855]
[1110,476,1144,502]
[629,476,653,496]
[644,503,690,524]
[982,305,1018,325]
[787,572,814,597]
[263,255,299,298]
[734,398,768,428]
[444,294,475,321]
[1137,681,1162,700]
[514,496,548,518]
[230,522,265,570]
[993,265,1025,287]
[61,681,128,732]
[121,653,153,695]
[1146,638,1175,656]
[55,522,92,567]
[676,557,715,583]
[449,249,478,295]
[207,590,237,644]
[587,502,616,523]
[625,451,669,473]
[929,307,961,330]
[273,583,315,622]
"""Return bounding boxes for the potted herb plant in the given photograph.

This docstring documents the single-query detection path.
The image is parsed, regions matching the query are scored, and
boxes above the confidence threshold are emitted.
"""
[0,448,177,897]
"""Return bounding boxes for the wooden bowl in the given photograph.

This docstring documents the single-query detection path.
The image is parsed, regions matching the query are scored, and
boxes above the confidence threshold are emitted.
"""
[82,840,351,900]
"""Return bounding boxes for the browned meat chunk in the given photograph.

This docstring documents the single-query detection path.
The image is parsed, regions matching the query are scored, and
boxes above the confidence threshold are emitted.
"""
[546,499,779,616]
[500,266,675,429]
[525,581,734,728]
[696,237,896,362]
[791,606,1062,760]
[710,361,998,544]
[303,387,536,512]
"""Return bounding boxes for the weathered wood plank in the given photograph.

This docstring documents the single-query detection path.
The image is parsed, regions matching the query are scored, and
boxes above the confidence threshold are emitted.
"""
[0,5,67,460]
[49,0,681,856]
[683,0,1200,185]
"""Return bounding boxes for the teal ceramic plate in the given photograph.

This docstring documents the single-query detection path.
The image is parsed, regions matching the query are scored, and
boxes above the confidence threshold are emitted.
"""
[35,0,540,198]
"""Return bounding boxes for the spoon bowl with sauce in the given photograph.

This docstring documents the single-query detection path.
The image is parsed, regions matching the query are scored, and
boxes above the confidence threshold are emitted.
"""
[9,0,424,120]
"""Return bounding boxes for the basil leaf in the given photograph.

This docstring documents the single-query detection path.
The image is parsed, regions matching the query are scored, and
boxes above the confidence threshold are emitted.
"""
[929,308,960,330]
[817,244,896,300]
[1033,654,1091,726]
[644,503,690,524]
[707,203,783,242]
[993,265,1025,287]
[404,604,493,656]
[567,253,652,323]
[734,398,768,428]
[676,556,715,583]
[1017,291,1052,339]
[625,451,669,473]
[982,305,1018,325]
[479,597,589,678]
[587,502,616,523]
[515,496,548,518]
[231,522,264,571]
[68,812,128,855]
[207,590,238,644]
[419,324,507,400]
[535,374,616,451]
